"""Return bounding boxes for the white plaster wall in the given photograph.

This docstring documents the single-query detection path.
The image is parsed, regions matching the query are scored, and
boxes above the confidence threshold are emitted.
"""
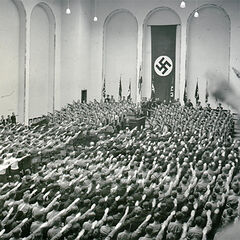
[187,5,230,108]
[89,0,191,102]
[104,11,137,101]
[0,0,61,124]
[227,0,240,101]
[0,0,21,118]
[29,5,53,119]
[60,0,92,105]
[88,0,240,105]
[0,0,91,123]
[25,0,61,123]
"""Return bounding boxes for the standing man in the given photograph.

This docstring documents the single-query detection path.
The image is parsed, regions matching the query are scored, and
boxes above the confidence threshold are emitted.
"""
[105,95,110,103]
[11,113,16,125]
[1,115,6,126]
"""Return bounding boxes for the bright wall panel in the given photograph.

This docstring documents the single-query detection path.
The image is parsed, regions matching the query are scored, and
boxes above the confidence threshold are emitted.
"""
[104,11,137,101]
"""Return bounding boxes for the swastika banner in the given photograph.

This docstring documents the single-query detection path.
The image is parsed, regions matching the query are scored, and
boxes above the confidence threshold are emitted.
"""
[151,25,176,102]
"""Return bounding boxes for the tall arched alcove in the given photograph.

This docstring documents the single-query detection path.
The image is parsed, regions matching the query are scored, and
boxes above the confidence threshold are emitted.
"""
[29,3,55,119]
[143,7,181,99]
[103,10,138,101]
[0,0,25,120]
[187,5,230,107]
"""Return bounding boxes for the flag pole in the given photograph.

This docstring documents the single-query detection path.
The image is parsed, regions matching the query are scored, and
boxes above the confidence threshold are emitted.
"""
[127,78,131,101]
[205,79,209,106]
[138,65,143,103]
[119,74,122,102]
[233,67,240,79]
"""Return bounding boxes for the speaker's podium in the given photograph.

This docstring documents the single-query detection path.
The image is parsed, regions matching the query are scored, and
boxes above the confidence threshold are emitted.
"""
[126,111,145,130]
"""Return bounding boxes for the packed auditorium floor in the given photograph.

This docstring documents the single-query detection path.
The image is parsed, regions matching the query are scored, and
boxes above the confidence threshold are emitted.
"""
[0,99,239,240]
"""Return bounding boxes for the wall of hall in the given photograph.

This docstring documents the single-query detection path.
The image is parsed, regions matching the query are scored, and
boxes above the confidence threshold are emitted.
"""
[29,4,55,119]
[0,0,24,120]
[60,0,92,106]
[187,5,230,108]
[104,10,138,101]
[0,0,62,124]
[88,0,240,107]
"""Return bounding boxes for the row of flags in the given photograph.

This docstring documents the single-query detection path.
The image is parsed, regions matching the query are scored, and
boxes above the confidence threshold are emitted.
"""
[102,65,174,101]
[183,78,209,104]
[102,66,144,100]
[102,77,132,101]
[102,67,240,103]
[118,78,132,101]
[184,67,240,105]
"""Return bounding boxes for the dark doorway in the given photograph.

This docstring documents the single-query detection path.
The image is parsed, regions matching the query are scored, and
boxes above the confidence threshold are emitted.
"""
[81,90,87,103]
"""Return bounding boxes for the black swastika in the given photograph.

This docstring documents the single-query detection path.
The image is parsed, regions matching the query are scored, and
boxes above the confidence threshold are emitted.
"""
[156,57,172,75]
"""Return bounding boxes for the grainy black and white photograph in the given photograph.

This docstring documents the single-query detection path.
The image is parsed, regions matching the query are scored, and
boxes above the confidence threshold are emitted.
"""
[0,0,240,239]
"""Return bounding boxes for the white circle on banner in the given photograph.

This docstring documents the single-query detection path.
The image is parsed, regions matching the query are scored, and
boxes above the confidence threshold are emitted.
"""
[154,56,173,77]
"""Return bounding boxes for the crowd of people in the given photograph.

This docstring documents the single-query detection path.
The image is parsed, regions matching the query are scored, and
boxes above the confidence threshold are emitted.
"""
[0,100,141,181]
[0,99,239,240]
[1,113,17,126]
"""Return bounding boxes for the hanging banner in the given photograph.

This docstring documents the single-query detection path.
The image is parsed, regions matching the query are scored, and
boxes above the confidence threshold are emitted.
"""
[151,25,176,102]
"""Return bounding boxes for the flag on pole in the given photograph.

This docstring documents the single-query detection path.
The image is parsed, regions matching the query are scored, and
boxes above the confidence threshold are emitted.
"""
[205,79,209,103]
[138,66,143,94]
[127,80,131,101]
[195,80,199,104]
[183,79,188,104]
[152,81,155,98]
[170,84,174,100]
[102,78,106,99]
[119,77,122,101]
[233,67,240,79]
